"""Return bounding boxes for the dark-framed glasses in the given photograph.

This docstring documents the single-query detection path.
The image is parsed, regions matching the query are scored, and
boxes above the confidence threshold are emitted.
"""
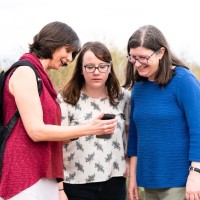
[83,63,110,73]
[127,51,157,64]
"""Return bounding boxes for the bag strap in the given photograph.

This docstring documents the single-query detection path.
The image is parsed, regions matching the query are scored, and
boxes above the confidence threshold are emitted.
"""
[0,60,42,177]
[0,60,42,121]
[10,60,42,95]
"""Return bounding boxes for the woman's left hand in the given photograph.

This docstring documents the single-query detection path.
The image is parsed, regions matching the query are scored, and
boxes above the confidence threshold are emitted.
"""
[186,171,200,200]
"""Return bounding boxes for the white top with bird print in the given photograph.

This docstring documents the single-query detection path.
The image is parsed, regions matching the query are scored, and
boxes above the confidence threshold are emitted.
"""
[58,87,130,184]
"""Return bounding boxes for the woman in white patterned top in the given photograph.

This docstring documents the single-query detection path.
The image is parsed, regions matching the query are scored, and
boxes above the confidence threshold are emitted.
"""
[58,41,130,200]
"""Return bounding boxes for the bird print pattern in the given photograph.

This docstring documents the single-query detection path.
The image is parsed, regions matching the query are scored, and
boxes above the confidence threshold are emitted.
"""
[58,87,130,184]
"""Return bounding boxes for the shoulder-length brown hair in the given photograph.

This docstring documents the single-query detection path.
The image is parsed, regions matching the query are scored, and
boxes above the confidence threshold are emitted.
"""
[29,21,80,60]
[123,25,187,89]
[61,41,120,106]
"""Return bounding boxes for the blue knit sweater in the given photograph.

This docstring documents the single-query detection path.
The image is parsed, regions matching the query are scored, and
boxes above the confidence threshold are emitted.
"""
[127,66,200,188]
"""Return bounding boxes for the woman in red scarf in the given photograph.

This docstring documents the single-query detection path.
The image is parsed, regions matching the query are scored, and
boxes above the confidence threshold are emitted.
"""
[0,21,116,200]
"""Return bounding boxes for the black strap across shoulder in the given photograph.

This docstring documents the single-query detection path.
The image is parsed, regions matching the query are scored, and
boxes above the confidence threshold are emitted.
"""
[0,60,42,177]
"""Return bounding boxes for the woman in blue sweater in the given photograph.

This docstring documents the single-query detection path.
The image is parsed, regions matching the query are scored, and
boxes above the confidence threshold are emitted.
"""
[124,25,200,200]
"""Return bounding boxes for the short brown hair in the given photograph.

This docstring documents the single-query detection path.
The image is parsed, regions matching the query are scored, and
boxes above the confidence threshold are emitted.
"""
[29,21,80,59]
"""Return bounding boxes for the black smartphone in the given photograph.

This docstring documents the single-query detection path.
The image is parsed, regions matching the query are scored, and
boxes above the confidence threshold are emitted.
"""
[101,114,116,120]
[96,114,116,139]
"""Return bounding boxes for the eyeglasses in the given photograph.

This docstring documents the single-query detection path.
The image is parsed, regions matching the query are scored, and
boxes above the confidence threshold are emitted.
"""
[83,63,110,73]
[127,51,157,64]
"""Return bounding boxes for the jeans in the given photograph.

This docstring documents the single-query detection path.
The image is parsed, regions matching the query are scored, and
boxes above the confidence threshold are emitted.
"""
[64,177,126,200]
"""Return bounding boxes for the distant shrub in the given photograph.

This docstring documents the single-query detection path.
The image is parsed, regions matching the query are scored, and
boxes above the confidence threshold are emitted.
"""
[46,48,200,91]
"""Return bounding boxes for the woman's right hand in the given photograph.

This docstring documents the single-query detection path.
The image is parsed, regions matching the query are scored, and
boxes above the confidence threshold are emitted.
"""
[128,176,139,200]
[88,113,117,136]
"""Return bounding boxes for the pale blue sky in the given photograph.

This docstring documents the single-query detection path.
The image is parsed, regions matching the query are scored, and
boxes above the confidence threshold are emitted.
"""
[0,0,199,68]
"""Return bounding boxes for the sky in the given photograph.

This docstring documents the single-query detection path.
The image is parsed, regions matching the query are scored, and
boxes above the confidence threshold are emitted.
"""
[0,0,200,69]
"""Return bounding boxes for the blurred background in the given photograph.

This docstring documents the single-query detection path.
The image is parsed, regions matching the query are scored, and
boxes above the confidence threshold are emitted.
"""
[0,0,199,89]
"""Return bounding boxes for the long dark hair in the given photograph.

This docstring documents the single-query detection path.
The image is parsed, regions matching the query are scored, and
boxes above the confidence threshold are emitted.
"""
[29,21,80,60]
[61,41,121,106]
[123,25,186,89]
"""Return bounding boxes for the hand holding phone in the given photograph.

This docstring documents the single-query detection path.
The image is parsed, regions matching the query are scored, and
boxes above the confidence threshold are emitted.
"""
[96,114,116,139]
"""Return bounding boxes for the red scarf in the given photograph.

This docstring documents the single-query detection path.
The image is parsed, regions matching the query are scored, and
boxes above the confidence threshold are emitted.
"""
[19,53,57,101]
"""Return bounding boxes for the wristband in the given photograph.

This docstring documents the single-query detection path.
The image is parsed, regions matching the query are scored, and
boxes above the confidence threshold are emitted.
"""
[59,188,64,191]
[189,166,200,173]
